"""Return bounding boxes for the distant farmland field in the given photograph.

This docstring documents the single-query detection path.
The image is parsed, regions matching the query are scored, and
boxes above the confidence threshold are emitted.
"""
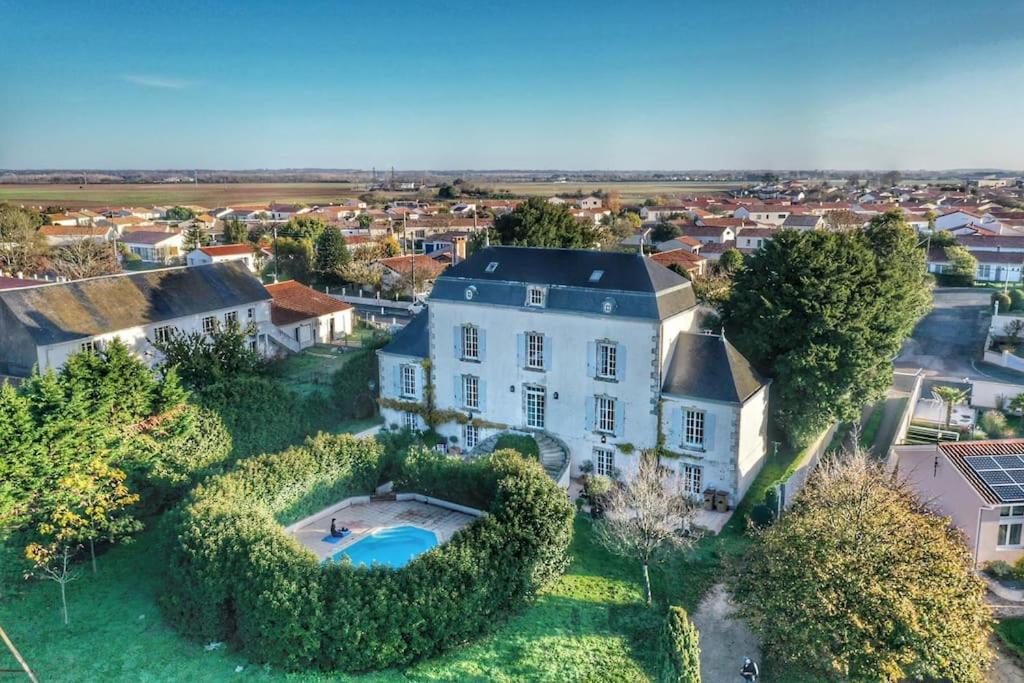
[0,179,749,208]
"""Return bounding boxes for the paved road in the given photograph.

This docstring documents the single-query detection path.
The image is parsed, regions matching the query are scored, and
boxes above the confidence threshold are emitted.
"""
[895,288,993,380]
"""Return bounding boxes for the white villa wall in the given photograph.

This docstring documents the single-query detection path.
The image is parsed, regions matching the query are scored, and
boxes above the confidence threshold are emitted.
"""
[657,308,699,380]
[428,299,664,476]
[276,310,353,349]
[971,378,1024,410]
[36,300,272,372]
[735,385,769,500]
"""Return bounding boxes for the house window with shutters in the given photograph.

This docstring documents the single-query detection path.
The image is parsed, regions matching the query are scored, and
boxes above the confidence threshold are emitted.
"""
[597,341,617,380]
[202,316,217,334]
[401,364,417,398]
[594,447,614,476]
[684,409,705,449]
[596,396,616,434]
[526,332,544,370]
[683,464,702,494]
[153,325,175,344]
[463,424,480,450]
[463,374,479,410]
[224,310,238,325]
[462,325,479,361]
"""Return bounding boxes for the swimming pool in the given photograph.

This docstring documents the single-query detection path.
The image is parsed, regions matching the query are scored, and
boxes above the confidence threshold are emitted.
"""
[333,525,438,568]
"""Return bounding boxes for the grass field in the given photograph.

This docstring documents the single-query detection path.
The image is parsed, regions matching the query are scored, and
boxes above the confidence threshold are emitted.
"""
[0,180,748,209]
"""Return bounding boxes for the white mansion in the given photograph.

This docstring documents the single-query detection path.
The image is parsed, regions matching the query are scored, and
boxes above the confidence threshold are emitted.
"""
[378,246,770,506]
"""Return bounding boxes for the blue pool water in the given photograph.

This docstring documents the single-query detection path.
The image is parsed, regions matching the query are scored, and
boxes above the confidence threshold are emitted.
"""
[332,525,438,568]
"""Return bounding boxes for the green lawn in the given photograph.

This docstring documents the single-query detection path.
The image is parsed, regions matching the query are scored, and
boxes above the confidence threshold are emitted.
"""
[267,345,354,398]
[858,402,885,450]
[996,618,1024,660]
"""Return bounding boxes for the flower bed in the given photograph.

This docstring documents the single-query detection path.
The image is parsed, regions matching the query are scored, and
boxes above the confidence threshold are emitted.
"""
[161,434,574,672]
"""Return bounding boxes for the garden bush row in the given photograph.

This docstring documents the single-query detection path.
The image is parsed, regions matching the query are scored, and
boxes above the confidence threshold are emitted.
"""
[162,436,574,672]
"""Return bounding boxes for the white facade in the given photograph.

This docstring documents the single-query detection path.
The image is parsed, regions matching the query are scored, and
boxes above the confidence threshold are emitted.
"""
[186,248,257,272]
[275,309,354,350]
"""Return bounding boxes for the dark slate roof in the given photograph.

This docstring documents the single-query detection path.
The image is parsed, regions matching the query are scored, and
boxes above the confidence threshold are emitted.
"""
[782,214,822,227]
[662,333,767,404]
[379,308,428,358]
[0,262,270,345]
[430,246,695,320]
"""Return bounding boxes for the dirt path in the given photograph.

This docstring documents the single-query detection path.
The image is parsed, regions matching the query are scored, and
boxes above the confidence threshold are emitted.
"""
[690,583,761,683]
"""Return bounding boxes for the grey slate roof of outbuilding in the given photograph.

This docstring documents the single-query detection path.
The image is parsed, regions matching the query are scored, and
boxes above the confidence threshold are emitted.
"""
[429,246,696,320]
[662,332,768,404]
[379,309,429,358]
[782,214,822,228]
[0,262,270,346]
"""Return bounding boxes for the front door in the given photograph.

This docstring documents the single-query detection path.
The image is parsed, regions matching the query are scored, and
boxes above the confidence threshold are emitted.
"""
[329,316,336,340]
[525,385,546,429]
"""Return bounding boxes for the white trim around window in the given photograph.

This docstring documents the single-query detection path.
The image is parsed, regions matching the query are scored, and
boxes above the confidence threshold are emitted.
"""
[594,447,614,476]
[401,364,417,398]
[597,341,617,380]
[998,505,1024,549]
[683,409,705,449]
[526,332,544,370]
[596,395,616,434]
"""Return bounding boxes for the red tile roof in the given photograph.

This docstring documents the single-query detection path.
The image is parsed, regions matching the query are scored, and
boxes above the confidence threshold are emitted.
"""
[264,280,353,326]
[650,249,705,271]
[377,254,448,278]
[198,244,253,257]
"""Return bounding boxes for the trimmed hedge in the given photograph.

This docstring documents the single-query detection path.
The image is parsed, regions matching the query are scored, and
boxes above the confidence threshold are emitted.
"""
[162,437,574,672]
[661,606,702,683]
[492,433,541,460]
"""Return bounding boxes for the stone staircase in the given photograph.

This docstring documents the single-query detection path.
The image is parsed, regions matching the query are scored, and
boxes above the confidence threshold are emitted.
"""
[262,322,302,353]
[470,431,569,483]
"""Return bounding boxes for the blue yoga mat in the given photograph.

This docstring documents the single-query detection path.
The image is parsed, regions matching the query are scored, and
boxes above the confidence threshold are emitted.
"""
[321,532,350,544]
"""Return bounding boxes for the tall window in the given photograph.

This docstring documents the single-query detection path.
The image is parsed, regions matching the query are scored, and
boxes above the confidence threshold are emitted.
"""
[684,409,705,448]
[401,364,417,398]
[596,396,616,434]
[594,447,614,476]
[153,325,175,344]
[463,375,479,410]
[224,310,238,325]
[999,506,1024,548]
[597,342,617,379]
[247,307,255,320]
[525,385,546,429]
[978,264,992,279]
[683,464,702,494]
[202,316,217,334]
[526,332,544,370]
[403,411,418,431]
[526,286,545,307]
[463,424,480,450]
[462,325,479,361]
[80,339,101,353]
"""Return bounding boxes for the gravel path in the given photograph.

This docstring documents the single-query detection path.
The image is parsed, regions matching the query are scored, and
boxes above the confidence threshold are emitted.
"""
[690,583,761,683]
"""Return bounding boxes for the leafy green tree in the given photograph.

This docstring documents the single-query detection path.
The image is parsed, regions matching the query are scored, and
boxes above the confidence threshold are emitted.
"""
[24,534,79,626]
[733,450,991,682]
[49,458,141,574]
[716,248,744,274]
[650,220,681,244]
[493,197,600,248]
[165,206,195,221]
[661,606,701,683]
[182,223,210,252]
[0,382,40,527]
[931,385,969,428]
[379,234,401,257]
[280,215,328,242]
[863,211,932,348]
[722,226,928,444]
[222,219,248,244]
[314,227,350,281]
[356,213,373,230]
[943,245,977,285]
[928,229,957,248]
[270,237,314,283]
[1010,392,1024,416]
[152,319,263,389]
[437,183,459,199]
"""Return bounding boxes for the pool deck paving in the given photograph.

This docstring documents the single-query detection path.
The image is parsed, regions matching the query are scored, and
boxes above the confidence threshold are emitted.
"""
[288,499,475,561]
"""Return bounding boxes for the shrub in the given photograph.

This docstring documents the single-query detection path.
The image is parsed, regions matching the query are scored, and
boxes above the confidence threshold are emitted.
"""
[163,439,573,672]
[981,410,1011,439]
[1012,289,1024,312]
[661,606,701,683]
[993,291,1012,311]
[492,433,540,460]
[985,560,1014,580]
[1014,556,1024,580]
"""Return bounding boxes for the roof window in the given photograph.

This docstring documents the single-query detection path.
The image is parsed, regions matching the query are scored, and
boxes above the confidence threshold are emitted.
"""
[589,269,604,283]
[485,261,499,273]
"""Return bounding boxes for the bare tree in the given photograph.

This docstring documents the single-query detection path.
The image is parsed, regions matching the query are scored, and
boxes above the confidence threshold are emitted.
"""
[594,451,698,607]
[50,238,120,279]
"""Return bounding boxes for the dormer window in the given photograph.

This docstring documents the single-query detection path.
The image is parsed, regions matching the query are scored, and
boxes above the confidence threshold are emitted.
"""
[485,261,499,273]
[526,286,546,307]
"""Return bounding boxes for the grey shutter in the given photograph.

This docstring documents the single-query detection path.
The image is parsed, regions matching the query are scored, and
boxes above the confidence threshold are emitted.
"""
[586,341,596,378]
[392,364,401,397]
[453,326,463,358]
[415,365,425,400]
[704,412,716,451]
[478,378,487,412]
[517,333,526,368]
[479,328,487,361]
[669,405,683,447]
[454,375,463,406]
[614,399,624,437]
[542,334,552,370]
[585,396,595,432]
[615,342,626,382]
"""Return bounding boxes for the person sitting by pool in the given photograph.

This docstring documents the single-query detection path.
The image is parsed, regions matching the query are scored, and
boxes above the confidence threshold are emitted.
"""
[330,518,349,538]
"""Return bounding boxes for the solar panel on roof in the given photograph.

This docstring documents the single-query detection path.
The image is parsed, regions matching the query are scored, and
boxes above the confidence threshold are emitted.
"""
[992,485,1024,502]
[966,456,999,470]
[994,455,1024,468]
[980,470,1016,486]
[1010,470,1024,484]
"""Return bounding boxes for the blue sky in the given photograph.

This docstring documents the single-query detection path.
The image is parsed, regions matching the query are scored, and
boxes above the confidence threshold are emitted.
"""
[2,0,1023,170]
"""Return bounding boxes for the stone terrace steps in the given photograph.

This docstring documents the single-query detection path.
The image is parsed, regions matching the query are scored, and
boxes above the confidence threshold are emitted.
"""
[471,431,568,481]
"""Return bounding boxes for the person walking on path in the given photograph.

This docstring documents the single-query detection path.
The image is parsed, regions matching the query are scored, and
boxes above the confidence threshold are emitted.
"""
[740,657,759,682]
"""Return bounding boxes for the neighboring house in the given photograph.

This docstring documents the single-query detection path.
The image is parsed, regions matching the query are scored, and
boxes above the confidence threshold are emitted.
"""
[45,211,91,227]
[700,241,752,262]
[450,203,477,216]
[650,248,706,278]
[0,262,275,376]
[264,280,354,348]
[735,227,777,249]
[892,439,1024,567]
[38,225,117,245]
[639,205,692,223]
[679,224,735,245]
[927,246,1024,284]
[422,231,471,261]
[377,254,449,291]
[935,209,983,231]
[781,214,825,231]
[733,205,791,225]
[578,196,602,210]
[268,203,310,221]
[377,246,770,505]
[655,235,703,254]
[186,244,258,272]
[121,230,185,264]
